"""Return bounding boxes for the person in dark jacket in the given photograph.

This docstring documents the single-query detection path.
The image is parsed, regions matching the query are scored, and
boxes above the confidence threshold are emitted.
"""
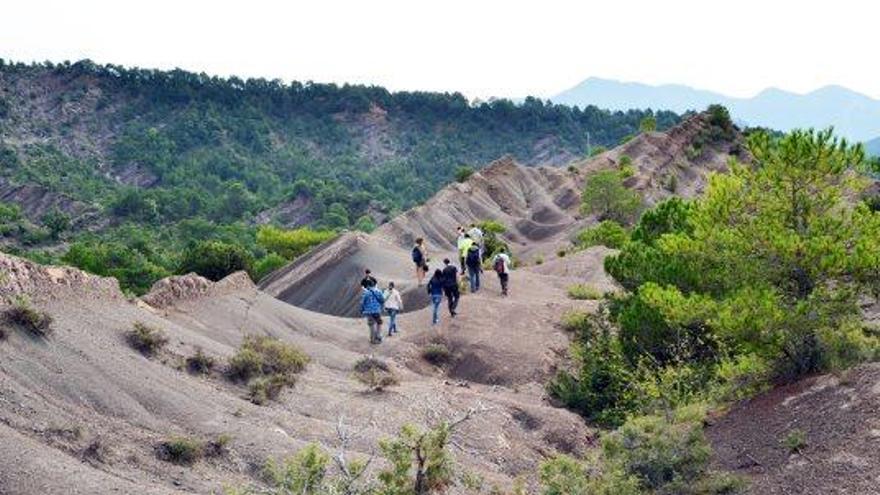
[441,258,460,316]
[465,244,482,293]
[360,278,385,344]
[360,269,377,289]
[426,269,445,325]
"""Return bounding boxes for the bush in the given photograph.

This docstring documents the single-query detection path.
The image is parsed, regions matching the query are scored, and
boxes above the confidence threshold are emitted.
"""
[455,165,474,183]
[178,240,253,282]
[157,437,204,465]
[353,356,399,391]
[559,310,591,333]
[256,226,335,260]
[567,284,603,300]
[127,322,168,356]
[600,405,741,494]
[548,312,636,427]
[252,253,288,281]
[227,335,309,404]
[556,249,567,258]
[575,220,629,249]
[186,348,215,375]
[781,429,807,454]
[422,343,453,366]
[249,375,291,405]
[3,298,53,337]
[535,255,544,265]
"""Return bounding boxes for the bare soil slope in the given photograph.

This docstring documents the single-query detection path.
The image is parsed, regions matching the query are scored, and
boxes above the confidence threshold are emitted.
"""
[0,250,609,494]
[708,364,880,494]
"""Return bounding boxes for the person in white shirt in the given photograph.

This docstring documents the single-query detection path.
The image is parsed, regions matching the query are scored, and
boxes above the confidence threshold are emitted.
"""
[492,248,512,296]
[383,281,404,336]
[467,223,484,259]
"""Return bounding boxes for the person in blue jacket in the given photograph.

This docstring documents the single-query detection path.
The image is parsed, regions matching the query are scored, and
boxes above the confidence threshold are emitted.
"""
[360,277,385,344]
[426,269,445,325]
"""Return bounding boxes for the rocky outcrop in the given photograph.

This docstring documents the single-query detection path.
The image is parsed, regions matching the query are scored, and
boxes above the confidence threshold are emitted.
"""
[0,252,123,304]
[141,271,255,309]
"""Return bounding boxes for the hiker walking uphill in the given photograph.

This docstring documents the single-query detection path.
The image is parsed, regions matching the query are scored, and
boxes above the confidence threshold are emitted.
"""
[457,232,474,274]
[441,258,460,316]
[467,223,484,259]
[465,242,482,292]
[411,238,429,286]
[360,278,385,344]
[492,247,512,296]
[426,269,445,325]
[383,281,403,336]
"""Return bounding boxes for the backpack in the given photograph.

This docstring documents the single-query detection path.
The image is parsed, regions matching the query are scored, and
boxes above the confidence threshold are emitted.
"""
[494,256,505,274]
[411,246,423,263]
[466,247,480,266]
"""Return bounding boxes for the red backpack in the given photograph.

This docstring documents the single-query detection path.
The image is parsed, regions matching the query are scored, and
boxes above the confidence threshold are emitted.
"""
[493,257,505,274]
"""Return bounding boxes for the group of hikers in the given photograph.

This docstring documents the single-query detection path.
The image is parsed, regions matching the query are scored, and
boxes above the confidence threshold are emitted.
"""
[359,223,512,344]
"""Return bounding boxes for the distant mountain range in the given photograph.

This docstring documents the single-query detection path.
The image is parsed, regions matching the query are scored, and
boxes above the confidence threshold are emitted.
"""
[553,77,880,143]
[866,137,880,157]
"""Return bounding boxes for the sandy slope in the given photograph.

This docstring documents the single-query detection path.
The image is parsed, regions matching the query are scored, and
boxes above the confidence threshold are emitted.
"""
[0,246,618,494]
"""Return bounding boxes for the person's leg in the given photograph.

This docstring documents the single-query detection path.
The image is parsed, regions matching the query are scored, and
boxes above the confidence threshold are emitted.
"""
[468,268,476,292]
[390,310,398,334]
[500,273,509,296]
[367,317,377,343]
[444,287,454,315]
[431,295,441,324]
[475,269,481,292]
[451,287,460,313]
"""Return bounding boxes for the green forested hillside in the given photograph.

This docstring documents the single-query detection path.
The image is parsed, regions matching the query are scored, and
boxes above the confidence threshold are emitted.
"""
[0,59,679,292]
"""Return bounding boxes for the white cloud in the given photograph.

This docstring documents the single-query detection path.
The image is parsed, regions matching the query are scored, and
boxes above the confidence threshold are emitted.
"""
[1,0,877,99]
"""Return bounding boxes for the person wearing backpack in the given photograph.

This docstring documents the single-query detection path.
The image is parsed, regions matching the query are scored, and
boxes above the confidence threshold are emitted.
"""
[426,269,445,325]
[383,281,403,336]
[441,258,460,317]
[465,243,482,293]
[467,223,484,259]
[411,238,429,286]
[492,247,512,296]
[457,233,474,274]
[360,278,385,344]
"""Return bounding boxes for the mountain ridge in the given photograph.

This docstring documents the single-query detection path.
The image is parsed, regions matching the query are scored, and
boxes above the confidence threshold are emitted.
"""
[553,77,880,141]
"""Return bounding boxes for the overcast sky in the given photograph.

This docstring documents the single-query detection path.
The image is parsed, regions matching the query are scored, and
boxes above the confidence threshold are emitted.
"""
[2,0,877,100]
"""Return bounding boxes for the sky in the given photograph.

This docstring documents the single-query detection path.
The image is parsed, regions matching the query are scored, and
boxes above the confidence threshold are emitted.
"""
[2,0,878,100]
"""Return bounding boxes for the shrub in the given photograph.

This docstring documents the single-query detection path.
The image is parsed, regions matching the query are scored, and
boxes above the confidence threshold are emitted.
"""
[178,240,253,282]
[228,335,309,381]
[227,335,309,404]
[559,310,591,333]
[256,226,335,260]
[249,375,291,405]
[600,405,738,493]
[576,220,629,249]
[567,284,603,300]
[3,298,53,336]
[353,356,399,391]
[581,170,642,224]
[157,436,203,465]
[781,429,807,454]
[422,343,452,366]
[252,252,288,281]
[186,348,215,375]
[455,165,474,183]
[127,322,168,357]
[535,255,544,265]
[556,249,567,258]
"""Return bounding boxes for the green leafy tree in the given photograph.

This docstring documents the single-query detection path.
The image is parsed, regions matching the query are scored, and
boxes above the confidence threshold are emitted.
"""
[379,423,454,495]
[179,240,253,281]
[639,115,657,133]
[41,208,71,240]
[581,170,642,224]
[575,220,629,249]
[354,215,377,233]
[256,226,335,260]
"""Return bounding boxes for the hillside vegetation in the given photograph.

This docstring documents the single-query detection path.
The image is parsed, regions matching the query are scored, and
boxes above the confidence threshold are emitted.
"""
[0,59,678,293]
